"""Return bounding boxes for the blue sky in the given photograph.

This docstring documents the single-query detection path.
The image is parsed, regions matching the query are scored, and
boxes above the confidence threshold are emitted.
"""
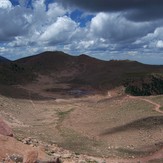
[0,0,163,64]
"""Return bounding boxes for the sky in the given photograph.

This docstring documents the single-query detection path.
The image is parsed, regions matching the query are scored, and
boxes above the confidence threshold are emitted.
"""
[0,0,163,64]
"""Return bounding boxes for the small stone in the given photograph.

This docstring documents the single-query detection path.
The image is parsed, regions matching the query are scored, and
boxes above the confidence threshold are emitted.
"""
[79,160,86,163]
[53,153,61,158]
[62,153,72,159]
[30,144,35,147]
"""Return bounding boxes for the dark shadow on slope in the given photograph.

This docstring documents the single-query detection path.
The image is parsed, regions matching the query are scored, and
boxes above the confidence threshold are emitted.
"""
[0,85,53,100]
[0,85,93,100]
[101,116,163,135]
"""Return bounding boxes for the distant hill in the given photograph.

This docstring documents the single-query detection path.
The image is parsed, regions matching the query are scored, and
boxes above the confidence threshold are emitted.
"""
[0,51,163,97]
[0,56,10,63]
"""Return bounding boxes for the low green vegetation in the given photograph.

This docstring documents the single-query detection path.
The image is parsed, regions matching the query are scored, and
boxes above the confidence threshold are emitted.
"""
[125,73,163,96]
[0,63,36,85]
[148,158,163,163]
[160,106,163,111]
[58,128,107,157]
[116,148,152,157]
[56,108,75,131]
[57,109,74,122]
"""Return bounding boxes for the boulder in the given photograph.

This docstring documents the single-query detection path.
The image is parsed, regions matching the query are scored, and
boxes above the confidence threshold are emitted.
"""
[0,118,13,137]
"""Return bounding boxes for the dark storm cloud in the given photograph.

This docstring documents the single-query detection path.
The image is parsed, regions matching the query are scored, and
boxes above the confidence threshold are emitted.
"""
[125,6,163,22]
[59,0,163,21]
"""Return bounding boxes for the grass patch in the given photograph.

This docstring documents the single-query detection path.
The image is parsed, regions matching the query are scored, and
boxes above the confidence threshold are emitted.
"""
[57,108,74,122]
[116,148,152,157]
[148,158,163,163]
[86,161,98,163]
[160,106,163,111]
[58,127,107,157]
[56,108,75,130]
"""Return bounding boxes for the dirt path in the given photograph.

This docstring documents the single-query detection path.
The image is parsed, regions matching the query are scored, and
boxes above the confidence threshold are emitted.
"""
[128,95,163,114]
[141,98,163,114]
[28,91,36,110]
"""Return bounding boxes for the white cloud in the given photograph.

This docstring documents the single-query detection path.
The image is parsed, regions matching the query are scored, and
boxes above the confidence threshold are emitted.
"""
[0,6,30,41]
[47,3,66,19]
[40,16,78,44]
[156,40,163,48]
[127,51,138,56]
[0,0,12,9]
[134,27,163,49]
[63,12,158,54]
[0,46,8,52]
[90,12,156,43]
[1,1,69,46]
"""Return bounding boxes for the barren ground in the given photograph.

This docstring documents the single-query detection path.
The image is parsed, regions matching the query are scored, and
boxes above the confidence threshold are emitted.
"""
[0,86,163,162]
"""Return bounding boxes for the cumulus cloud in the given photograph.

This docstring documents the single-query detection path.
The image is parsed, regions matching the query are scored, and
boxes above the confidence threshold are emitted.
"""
[135,27,163,49]
[156,40,163,48]
[0,1,67,58]
[40,16,78,44]
[0,0,12,8]
[89,13,156,43]
[1,1,68,45]
[67,12,162,54]
[0,6,31,41]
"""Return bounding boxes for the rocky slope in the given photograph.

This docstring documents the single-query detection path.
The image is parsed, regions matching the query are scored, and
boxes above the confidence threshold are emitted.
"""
[0,117,105,163]
[0,117,58,162]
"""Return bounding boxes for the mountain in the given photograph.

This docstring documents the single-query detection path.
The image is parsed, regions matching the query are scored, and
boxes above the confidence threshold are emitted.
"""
[0,56,10,63]
[0,51,163,98]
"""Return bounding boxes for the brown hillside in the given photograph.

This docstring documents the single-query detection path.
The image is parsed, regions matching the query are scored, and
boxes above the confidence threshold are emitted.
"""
[0,51,163,98]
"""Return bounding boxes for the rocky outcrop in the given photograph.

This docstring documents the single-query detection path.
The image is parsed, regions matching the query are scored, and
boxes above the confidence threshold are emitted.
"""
[0,118,13,137]
[0,134,44,162]
[0,117,55,162]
